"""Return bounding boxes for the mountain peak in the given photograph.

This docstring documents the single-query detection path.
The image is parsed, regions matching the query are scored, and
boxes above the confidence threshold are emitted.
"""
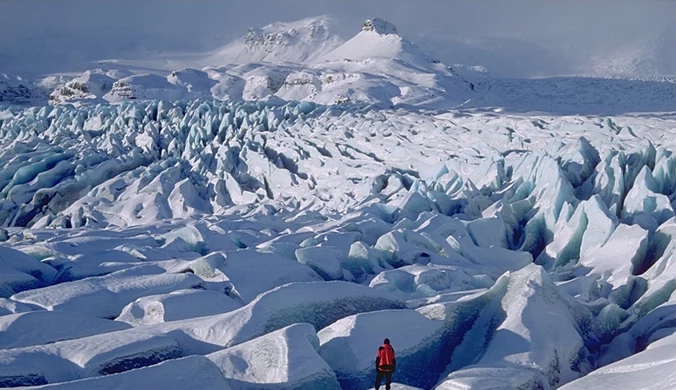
[243,19,332,52]
[321,17,438,69]
[212,16,344,64]
[361,18,398,36]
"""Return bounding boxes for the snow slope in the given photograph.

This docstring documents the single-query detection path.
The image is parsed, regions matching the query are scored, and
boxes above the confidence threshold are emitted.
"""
[115,289,242,327]
[11,265,205,318]
[435,265,593,389]
[11,17,472,110]
[208,323,341,389]
[560,332,676,390]
[321,18,437,69]
[0,310,130,349]
[19,356,233,390]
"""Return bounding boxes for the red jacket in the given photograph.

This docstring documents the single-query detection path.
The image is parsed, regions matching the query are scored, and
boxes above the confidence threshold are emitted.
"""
[375,344,396,372]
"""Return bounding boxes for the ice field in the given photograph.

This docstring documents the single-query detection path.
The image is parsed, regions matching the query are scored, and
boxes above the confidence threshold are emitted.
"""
[0,98,675,388]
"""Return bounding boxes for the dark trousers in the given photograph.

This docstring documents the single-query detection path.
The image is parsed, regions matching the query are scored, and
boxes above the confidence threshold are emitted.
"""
[375,370,393,390]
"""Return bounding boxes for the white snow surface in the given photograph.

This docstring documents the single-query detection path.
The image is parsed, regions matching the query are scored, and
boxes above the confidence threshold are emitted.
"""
[10,265,205,318]
[20,355,233,390]
[115,289,242,327]
[0,310,130,349]
[1,98,676,388]
[207,323,340,389]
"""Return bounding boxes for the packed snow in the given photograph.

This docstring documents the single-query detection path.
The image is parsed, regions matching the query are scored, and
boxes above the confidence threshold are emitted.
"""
[2,2,676,389]
[208,323,341,389]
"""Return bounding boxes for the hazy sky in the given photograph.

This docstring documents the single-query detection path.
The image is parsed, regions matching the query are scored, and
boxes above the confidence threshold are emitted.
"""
[1,0,674,77]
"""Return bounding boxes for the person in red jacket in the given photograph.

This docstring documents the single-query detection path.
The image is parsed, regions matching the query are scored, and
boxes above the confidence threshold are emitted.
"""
[375,338,396,390]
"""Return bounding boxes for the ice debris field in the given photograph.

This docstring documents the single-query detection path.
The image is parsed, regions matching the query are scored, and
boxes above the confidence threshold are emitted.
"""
[0,97,675,389]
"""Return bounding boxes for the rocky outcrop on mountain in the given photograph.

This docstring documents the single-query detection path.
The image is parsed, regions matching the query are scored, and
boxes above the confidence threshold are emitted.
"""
[361,18,398,35]
[0,74,47,106]
[49,71,115,105]
[213,17,344,64]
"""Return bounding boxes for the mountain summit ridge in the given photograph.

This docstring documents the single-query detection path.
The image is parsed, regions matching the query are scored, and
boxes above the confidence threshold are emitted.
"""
[361,18,398,35]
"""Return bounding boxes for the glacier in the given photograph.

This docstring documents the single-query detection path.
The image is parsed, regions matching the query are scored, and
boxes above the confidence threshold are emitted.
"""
[1,99,676,389]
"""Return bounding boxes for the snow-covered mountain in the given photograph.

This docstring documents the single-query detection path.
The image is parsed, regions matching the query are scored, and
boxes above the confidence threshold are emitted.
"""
[0,74,48,106]
[210,16,344,64]
[49,70,118,105]
[6,16,673,114]
[36,18,477,110]
[321,18,439,69]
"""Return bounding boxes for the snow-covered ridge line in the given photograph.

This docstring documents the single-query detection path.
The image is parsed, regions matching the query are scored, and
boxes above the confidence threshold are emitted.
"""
[3,69,674,114]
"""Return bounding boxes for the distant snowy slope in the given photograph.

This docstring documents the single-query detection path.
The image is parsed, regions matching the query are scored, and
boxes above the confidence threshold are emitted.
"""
[321,18,437,69]
[8,17,474,110]
[470,76,676,114]
[0,74,47,106]
[1,14,673,113]
[210,17,344,64]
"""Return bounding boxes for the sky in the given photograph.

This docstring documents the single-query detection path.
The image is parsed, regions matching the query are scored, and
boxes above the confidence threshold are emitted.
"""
[1,0,674,77]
